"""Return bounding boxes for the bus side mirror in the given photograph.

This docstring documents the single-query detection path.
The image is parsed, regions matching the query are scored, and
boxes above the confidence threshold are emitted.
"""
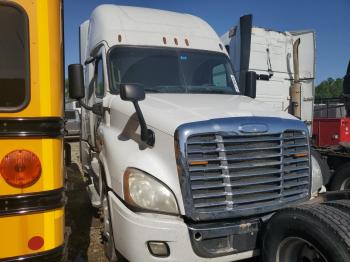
[68,64,85,100]
[244,71,257,99]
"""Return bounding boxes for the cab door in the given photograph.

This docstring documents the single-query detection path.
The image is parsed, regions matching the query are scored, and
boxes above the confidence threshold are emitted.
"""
[88,54,105,149]
[80,46,107,171]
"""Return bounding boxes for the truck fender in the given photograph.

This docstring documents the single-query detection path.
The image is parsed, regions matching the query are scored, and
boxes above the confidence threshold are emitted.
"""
[98,151,112,193]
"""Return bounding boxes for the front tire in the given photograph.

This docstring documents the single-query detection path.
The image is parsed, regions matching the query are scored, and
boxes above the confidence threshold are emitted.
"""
[101,182,127,261]
[262,204,350,262]
[101,185,118,262]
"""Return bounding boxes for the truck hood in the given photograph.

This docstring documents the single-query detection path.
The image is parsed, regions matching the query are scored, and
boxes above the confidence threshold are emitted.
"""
[115,94,296,136]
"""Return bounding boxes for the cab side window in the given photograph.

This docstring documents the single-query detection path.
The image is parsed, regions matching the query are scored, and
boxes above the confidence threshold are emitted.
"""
[95,58,104,98]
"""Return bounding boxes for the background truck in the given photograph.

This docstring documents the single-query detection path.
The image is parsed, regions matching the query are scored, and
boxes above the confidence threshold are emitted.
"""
[311,63,350,190]
[221,15,350,192]
[67,5,350,262]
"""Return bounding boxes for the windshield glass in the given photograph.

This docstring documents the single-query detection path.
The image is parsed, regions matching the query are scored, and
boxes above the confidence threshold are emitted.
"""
[108,46,239,95]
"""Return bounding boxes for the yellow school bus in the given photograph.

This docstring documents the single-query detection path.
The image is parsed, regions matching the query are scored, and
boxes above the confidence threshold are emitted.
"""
[0,0,65,261]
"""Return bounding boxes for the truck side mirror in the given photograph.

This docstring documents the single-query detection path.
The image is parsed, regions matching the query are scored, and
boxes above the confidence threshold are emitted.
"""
[120,84,145,102]
[244,71,257,99]
[120,84,155,146]
[68,64,85,100]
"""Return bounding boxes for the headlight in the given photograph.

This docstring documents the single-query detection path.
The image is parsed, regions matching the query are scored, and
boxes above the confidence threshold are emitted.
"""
[123,168,179,215]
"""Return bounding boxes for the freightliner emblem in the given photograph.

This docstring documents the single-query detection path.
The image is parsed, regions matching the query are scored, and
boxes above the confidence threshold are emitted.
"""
[238,124,268,133]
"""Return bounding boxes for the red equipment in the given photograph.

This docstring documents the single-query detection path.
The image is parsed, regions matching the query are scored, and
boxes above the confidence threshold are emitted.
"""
[313,118,350,148]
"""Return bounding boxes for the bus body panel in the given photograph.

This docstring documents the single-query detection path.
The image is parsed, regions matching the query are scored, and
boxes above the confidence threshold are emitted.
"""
[0,0,65,260]
[0,208,64,259]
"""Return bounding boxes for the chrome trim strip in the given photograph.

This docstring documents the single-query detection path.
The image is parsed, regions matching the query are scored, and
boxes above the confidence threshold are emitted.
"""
[0,188,65,216]
[0,117,64,138]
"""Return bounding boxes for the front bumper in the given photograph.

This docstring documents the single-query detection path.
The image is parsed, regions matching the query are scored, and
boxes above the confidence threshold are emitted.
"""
[109,192,259,262]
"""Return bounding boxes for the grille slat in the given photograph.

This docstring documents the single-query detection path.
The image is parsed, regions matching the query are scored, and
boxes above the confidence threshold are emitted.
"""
[187,145,281,154]
[283,188,309,197]
[283,149,308,156]
[193,185,282,199]
[184,129,310,218]
[188,153,281,162]
[189,160,281,172]
[284,143,308,149]
[283,173,309,180]
[190,168,281,181]
[191,176,282,190]
[284,157,309,164]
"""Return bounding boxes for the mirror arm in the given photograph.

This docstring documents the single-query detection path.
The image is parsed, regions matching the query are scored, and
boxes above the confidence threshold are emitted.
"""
[78,99,93,111]
[132,101,155,146]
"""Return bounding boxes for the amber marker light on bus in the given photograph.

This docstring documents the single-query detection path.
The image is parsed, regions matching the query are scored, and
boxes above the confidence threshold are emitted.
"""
[0,150,42,188]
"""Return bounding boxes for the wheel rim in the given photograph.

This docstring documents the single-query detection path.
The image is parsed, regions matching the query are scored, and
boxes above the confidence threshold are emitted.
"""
[276,237,328,262]
[340,177,350,190]
[102,193,114,258]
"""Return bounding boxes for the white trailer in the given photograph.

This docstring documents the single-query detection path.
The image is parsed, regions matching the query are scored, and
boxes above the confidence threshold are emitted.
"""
[67,5,350,262]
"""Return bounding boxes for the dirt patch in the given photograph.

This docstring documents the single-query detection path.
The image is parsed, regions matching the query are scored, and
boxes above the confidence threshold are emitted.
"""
[65,142,107,262]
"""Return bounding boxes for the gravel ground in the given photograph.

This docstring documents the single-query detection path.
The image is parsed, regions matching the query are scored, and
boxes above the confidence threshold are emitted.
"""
[65,142,107,262]
[65,142,260,262]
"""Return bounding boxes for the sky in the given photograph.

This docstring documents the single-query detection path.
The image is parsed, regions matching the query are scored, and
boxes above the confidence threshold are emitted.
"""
[64,0,350,84]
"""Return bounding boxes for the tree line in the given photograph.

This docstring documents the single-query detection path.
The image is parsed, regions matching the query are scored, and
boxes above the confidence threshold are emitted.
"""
[315,78,343,99]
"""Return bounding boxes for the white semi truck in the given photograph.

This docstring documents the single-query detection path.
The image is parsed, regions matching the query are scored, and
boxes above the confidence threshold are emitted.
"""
[67,5,350,262]
[220,15,345,193]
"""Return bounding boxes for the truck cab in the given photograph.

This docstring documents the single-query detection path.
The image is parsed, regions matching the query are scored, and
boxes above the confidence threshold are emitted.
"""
[68,5,312,261]
[220,15,331,194]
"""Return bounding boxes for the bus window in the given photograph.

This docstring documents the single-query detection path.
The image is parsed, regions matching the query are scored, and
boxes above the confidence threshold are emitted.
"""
[0,3,29,111]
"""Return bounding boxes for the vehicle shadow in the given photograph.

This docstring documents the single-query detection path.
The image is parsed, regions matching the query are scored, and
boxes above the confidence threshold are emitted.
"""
[65,162,98,261]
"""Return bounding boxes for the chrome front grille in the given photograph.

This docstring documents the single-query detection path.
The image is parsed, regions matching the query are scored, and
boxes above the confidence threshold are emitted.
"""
[282,131,310,197]
[176,121,311,221]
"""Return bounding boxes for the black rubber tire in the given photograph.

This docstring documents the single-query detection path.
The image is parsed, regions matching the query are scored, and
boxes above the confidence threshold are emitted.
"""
[262,204,350,262]
[322,199,350,216]
[311,148,331,185]
[330,162,350,191]
[101,183,118,262]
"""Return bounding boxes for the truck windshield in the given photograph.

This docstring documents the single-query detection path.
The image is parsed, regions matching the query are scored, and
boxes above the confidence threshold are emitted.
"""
[108,46,239,95]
